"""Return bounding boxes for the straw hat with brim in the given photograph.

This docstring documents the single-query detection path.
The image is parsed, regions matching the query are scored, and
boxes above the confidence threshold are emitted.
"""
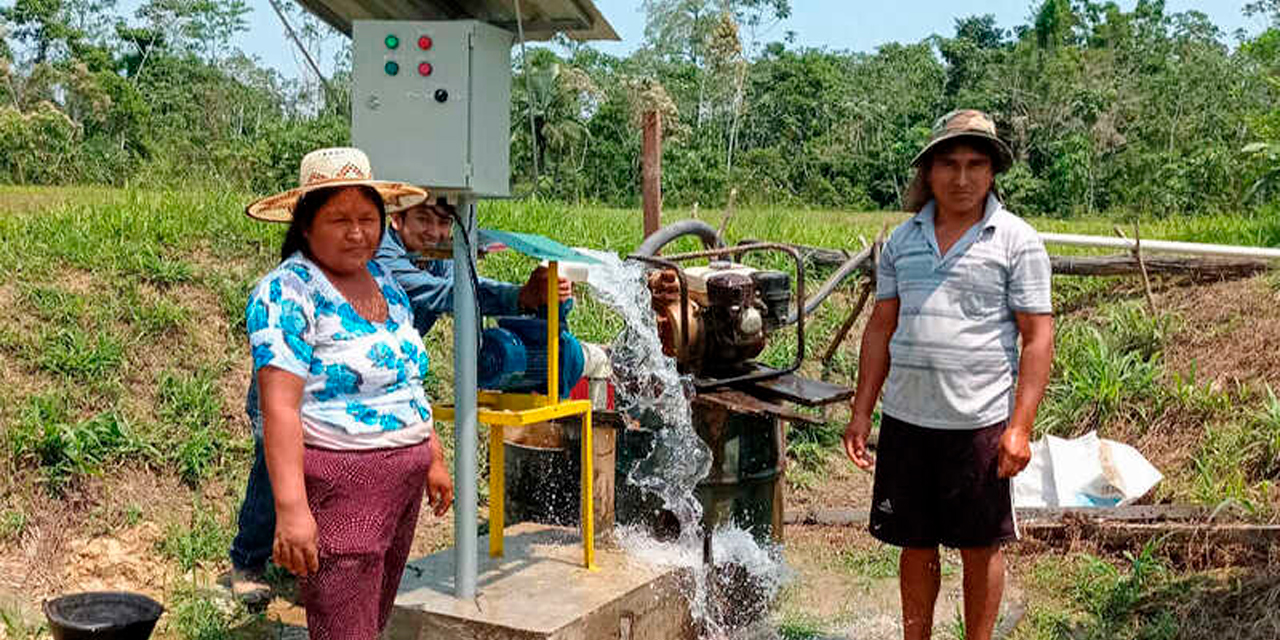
[911,109,1014,174]
[246,147,428,223]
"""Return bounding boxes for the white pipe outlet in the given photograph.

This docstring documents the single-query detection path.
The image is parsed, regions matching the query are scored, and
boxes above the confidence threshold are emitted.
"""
[1038,232,1280,260]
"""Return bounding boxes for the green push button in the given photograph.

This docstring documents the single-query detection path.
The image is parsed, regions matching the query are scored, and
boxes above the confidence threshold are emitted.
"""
[384,34,400,49]
[384,60,400,76]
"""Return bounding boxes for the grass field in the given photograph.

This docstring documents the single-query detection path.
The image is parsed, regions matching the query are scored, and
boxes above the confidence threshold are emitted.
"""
[2,185,1280,638]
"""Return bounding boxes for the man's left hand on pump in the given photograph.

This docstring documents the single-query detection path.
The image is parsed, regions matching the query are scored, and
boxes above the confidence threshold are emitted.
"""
[997,425,1032,478]
[517,265,573,311]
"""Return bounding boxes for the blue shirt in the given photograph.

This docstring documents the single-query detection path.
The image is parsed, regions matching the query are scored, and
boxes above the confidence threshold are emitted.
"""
[374,227,522,335]
[245,253,433,440]
[876,194,1053,430]
[246,230,526,436]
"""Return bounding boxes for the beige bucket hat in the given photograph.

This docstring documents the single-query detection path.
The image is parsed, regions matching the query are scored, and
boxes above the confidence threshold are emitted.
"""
[912,109,1014,174]
[246,147,428,223]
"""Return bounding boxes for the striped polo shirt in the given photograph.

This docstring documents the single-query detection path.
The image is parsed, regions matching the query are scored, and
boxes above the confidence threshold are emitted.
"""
[876,194,1052,430]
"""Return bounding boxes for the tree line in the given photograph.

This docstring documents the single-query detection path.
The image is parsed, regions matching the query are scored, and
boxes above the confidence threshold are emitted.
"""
[3,0,1280,216]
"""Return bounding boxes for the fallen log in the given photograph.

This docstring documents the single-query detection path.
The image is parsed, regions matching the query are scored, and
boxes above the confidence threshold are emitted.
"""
[1050,254,1270,279]
[749,239,1272,278]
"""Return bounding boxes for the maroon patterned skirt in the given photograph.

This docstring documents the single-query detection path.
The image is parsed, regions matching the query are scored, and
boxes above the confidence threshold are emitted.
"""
[300,440,431,640]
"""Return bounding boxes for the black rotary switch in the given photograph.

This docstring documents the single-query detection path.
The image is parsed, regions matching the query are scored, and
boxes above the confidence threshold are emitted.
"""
[434,89,449,103]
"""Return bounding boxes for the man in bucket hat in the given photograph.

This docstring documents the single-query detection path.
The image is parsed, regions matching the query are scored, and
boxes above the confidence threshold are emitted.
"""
[843,110,1054,640]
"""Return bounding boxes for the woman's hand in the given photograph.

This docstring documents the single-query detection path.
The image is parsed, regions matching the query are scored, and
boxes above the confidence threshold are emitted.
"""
[274,505,319,577]
[425,437,453,517]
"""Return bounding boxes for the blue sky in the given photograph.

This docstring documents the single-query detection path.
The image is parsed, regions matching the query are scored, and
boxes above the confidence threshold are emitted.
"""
[163,1,1269,77]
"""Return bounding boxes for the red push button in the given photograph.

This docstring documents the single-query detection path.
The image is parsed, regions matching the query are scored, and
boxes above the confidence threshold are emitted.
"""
[418,62,433,76]
[418,36,432,50]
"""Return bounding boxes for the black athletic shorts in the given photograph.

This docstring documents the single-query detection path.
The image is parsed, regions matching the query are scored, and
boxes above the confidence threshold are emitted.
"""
[868,414,1017,549]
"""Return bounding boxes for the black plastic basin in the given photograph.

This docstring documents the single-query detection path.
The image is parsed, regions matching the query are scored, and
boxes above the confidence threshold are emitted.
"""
[43,592,163,640]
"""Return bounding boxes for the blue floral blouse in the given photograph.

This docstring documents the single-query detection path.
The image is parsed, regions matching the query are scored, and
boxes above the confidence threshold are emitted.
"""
[245,253,433,437]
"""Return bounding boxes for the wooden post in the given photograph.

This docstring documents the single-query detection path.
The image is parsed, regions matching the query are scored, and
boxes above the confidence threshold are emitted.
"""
[642,110,663,238]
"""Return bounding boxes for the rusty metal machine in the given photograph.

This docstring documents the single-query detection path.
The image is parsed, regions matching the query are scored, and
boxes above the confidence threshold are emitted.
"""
[616,221,856,545]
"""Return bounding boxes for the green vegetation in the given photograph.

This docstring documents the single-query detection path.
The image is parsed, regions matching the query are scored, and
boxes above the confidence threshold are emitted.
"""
[1,186,1279,633]
[837,544,899,581]
[158,502,234,573]
[165,583,260,640]
[775,611,831,640]
[4,2,1280,217]
[1011,542,1280,640]
[7,393,152,493]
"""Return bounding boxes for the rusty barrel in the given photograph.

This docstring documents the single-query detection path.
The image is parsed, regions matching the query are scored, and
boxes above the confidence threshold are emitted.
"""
[615,397,786,544]
[502,412,619,539]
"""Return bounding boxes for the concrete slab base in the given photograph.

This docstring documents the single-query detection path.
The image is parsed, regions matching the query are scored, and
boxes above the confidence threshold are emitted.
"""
[387,523,694,640]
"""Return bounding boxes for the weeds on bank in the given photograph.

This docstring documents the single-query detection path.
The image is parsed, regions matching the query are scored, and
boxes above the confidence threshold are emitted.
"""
[158,369,230,485]
[1038,301,1173,437]
[166,582,261,640]
[7,393,154,494]
[775,611,831,640]
[0,603,44,640]
[0,510,27,542]
[1193,387,1280,511]
[1019,542,1175,640]
[837,544,899,580]
[158,502,233,573]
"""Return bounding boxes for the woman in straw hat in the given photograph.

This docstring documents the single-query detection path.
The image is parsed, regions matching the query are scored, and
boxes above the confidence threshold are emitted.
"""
[241,147,452,638]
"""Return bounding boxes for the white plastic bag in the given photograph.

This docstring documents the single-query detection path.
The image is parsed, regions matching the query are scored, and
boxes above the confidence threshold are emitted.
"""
[1012,431,1162,508]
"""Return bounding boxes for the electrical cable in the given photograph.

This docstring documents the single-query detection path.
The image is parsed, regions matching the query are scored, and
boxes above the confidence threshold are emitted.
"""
[448,203,485,356]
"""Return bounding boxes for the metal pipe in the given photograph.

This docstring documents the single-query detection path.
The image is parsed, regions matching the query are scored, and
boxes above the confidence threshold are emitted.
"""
[453,197,478,599]
[633,219,725,257]
[1039,232,1280,260]
[785,243,873,324]
[624,253,690,362]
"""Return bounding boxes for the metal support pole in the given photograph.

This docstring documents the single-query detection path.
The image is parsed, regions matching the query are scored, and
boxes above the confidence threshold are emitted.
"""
[453,197,479,599]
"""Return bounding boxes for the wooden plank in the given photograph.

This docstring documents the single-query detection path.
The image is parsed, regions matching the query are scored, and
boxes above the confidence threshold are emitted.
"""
[1019,521,1280,566]
[784,505,1212,527]
[1017,505,1210,523]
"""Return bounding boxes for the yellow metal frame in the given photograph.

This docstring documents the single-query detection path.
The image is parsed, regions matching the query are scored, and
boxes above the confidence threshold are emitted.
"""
[433,262,597,570]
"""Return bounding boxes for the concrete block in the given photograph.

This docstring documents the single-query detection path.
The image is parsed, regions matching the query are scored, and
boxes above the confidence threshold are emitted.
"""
[388,524,693,640]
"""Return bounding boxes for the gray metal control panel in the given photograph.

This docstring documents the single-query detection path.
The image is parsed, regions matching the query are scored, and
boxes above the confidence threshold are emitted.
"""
[352,20,513,197]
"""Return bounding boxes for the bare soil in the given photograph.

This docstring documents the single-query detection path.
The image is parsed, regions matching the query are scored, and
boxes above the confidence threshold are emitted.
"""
[1160,277,1280,391]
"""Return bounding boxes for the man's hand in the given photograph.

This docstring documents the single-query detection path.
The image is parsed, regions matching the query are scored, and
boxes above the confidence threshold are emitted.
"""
[517,266,573,311]
[273,505,319,577]
[997,425,1032,478]
[843,413,876,471]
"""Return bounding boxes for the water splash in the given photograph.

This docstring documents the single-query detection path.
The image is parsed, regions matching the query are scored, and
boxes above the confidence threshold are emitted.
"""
[580,250,710,549]
[581,250,790,638]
